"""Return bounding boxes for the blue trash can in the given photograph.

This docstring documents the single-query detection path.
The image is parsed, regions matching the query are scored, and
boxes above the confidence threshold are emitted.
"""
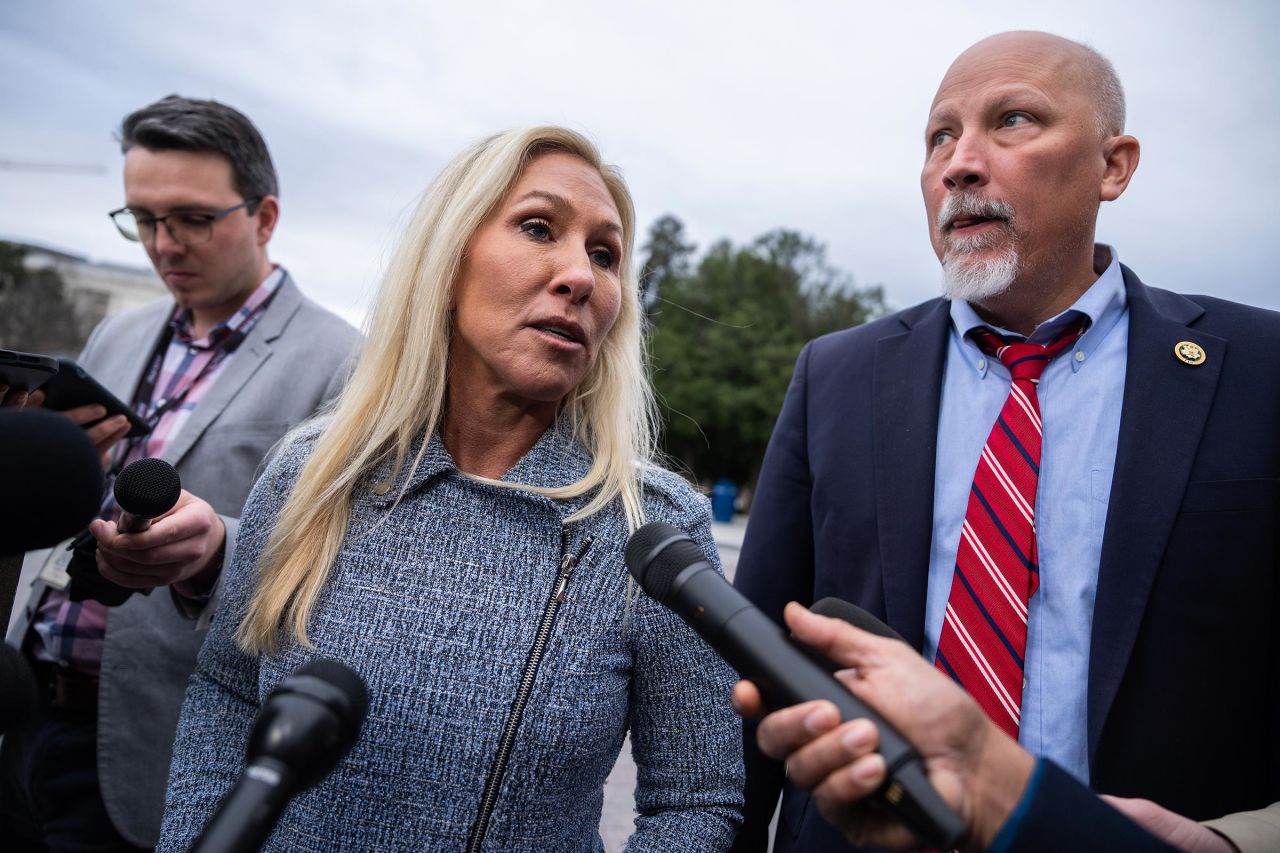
[711,479,737,523]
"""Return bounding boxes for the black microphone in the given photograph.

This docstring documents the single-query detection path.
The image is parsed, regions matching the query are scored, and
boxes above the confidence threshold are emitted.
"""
[811,597,907,643]
[0,410,104,556]
[193,659,370,853]
[114,457,181,533]
[67,457,183,606]
[624,522,964,850]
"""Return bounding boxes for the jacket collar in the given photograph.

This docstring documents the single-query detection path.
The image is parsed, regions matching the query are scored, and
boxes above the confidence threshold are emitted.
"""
[366,418,595,514]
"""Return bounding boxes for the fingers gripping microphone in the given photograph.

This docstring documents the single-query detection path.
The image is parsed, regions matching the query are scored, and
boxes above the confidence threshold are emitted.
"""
[114,457,182,533]
[625,522,965,850]
[68,457,183,605]
[193,659,369,853]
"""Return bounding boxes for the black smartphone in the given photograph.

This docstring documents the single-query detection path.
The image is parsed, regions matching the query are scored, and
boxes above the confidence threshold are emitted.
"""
[0,349,60,393]
[40,357,151,438]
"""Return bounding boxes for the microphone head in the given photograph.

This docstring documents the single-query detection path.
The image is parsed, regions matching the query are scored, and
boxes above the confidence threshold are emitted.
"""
[0,410,105,555]
[624,521,708,605]
[248,658,369,790]
[291,657,370,728]
[114,457,181,518]
[810,597,907,643]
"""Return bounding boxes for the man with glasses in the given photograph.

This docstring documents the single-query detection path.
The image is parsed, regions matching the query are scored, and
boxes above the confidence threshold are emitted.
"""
[1,95,360,850]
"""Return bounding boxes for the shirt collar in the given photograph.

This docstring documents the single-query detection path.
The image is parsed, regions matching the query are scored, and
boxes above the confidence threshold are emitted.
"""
[169,266,286,347]
[949,244,1127,376]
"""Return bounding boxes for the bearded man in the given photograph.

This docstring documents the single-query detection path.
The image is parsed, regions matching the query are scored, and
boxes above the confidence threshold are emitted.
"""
[731,31,1280,853]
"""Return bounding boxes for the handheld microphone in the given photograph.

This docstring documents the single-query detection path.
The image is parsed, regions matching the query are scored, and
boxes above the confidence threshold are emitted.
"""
[193,658,369,853]
[624,522,964,850]
[114,457,181,533]
[0,410,104,556]
[810,597,906,643]
[67,457,183,605]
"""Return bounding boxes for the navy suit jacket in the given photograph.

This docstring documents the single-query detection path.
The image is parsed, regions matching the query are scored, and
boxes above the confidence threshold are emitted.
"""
[732,267,1280,851]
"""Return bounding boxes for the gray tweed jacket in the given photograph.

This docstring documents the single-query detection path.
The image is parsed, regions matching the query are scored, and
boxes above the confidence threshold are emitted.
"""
[157,422,745,851]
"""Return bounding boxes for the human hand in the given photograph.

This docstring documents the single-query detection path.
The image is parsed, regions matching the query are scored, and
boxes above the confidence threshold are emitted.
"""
[60,402,132,465]
[731,602,1034,851]
[0,387,130,464]
[1,384,35,407]
[1101,796,1237,852]
[90,490,225,590]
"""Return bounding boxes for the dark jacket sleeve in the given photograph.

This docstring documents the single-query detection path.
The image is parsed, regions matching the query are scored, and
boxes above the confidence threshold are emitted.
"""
[995,760,1179,853]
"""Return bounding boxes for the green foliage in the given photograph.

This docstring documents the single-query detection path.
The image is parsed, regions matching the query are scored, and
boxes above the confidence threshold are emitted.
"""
[646,220,886,494]
[0,241,93,354]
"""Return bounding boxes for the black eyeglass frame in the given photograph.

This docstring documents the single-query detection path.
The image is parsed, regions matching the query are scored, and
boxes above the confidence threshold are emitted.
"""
[107,197,263,246]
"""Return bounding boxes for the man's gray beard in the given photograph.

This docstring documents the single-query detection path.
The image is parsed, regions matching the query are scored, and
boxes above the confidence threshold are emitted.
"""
[936,192,1020,303]
[941,240,1020,303]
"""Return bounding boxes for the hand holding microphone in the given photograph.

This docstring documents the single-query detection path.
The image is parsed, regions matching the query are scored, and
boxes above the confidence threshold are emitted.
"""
[734,602,1032,852]
[77,457,226,600]
[624,522,965,850]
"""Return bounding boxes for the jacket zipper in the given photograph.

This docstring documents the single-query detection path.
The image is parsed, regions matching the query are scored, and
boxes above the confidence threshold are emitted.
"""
[465,531,594,852]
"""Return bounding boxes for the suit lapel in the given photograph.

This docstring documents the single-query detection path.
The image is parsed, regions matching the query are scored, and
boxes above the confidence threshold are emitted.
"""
[161,274,303,469]
[103,302,172,401]
[873,299,950,650]
[1087,267,1223,763]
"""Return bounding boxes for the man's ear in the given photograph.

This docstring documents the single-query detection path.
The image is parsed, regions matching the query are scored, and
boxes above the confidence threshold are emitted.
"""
[254,195,280,245]
[1099,135,1140,202]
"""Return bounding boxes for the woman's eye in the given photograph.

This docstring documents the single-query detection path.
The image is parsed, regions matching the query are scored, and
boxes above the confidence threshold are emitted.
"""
[590,248,615,269]
[520,220,551,240]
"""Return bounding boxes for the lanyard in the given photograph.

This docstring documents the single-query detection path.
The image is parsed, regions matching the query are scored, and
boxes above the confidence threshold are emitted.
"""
[106,285,278,483]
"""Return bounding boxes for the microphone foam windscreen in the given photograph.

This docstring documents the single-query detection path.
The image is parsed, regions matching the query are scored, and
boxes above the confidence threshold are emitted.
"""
[294,658,370,727]
[114,457,181,518]
[0,410,105,555]
[624,521,705,605]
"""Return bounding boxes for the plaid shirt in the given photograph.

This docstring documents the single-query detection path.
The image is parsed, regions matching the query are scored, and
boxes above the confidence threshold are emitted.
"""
[30,268,284,674]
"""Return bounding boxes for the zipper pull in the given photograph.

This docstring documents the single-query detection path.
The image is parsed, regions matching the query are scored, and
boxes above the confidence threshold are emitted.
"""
[553,536,594,603]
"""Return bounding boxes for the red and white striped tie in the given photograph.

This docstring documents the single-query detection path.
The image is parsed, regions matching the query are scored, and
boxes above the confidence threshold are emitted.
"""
[933,317,1088,739]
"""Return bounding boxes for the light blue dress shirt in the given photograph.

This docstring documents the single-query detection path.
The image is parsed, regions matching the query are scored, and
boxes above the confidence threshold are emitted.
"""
[923,245,1128,783]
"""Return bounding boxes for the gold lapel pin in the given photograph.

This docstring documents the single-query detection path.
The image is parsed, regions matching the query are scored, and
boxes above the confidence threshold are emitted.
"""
[1174,340,1206,366]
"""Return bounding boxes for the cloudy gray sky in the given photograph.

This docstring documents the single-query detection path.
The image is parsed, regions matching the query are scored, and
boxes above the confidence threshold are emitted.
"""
[3,0,1277,326]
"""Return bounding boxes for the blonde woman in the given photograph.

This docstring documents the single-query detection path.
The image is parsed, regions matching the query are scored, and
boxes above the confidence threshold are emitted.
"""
[156,128,744,851]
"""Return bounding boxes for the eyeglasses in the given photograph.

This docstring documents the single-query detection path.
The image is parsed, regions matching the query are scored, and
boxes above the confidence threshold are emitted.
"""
[108,198,262,246]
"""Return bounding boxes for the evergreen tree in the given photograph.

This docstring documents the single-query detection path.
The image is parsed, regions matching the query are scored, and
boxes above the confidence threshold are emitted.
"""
[646,221,885,496]
[0,241,93,354]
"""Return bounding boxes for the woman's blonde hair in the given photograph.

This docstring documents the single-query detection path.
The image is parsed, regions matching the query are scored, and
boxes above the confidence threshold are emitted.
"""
[237,126,656,653]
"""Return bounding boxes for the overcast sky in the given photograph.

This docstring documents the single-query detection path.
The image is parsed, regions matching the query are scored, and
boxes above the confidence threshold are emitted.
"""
[3,0,1277,327]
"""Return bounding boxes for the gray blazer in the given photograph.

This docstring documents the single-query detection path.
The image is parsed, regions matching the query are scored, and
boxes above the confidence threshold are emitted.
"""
[7,272,361,847]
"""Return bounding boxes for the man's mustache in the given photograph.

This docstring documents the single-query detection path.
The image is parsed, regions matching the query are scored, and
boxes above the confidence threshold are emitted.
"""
[936,193,1017,233]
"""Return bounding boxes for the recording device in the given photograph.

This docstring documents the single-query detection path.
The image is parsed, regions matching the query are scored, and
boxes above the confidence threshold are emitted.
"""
[40,357,151,438]
[0,409,105,556]
[0,642,38,735]
[624,522,965,850]
[192,659,370,853]
[0,348,59,393]
[67,457,181,606]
